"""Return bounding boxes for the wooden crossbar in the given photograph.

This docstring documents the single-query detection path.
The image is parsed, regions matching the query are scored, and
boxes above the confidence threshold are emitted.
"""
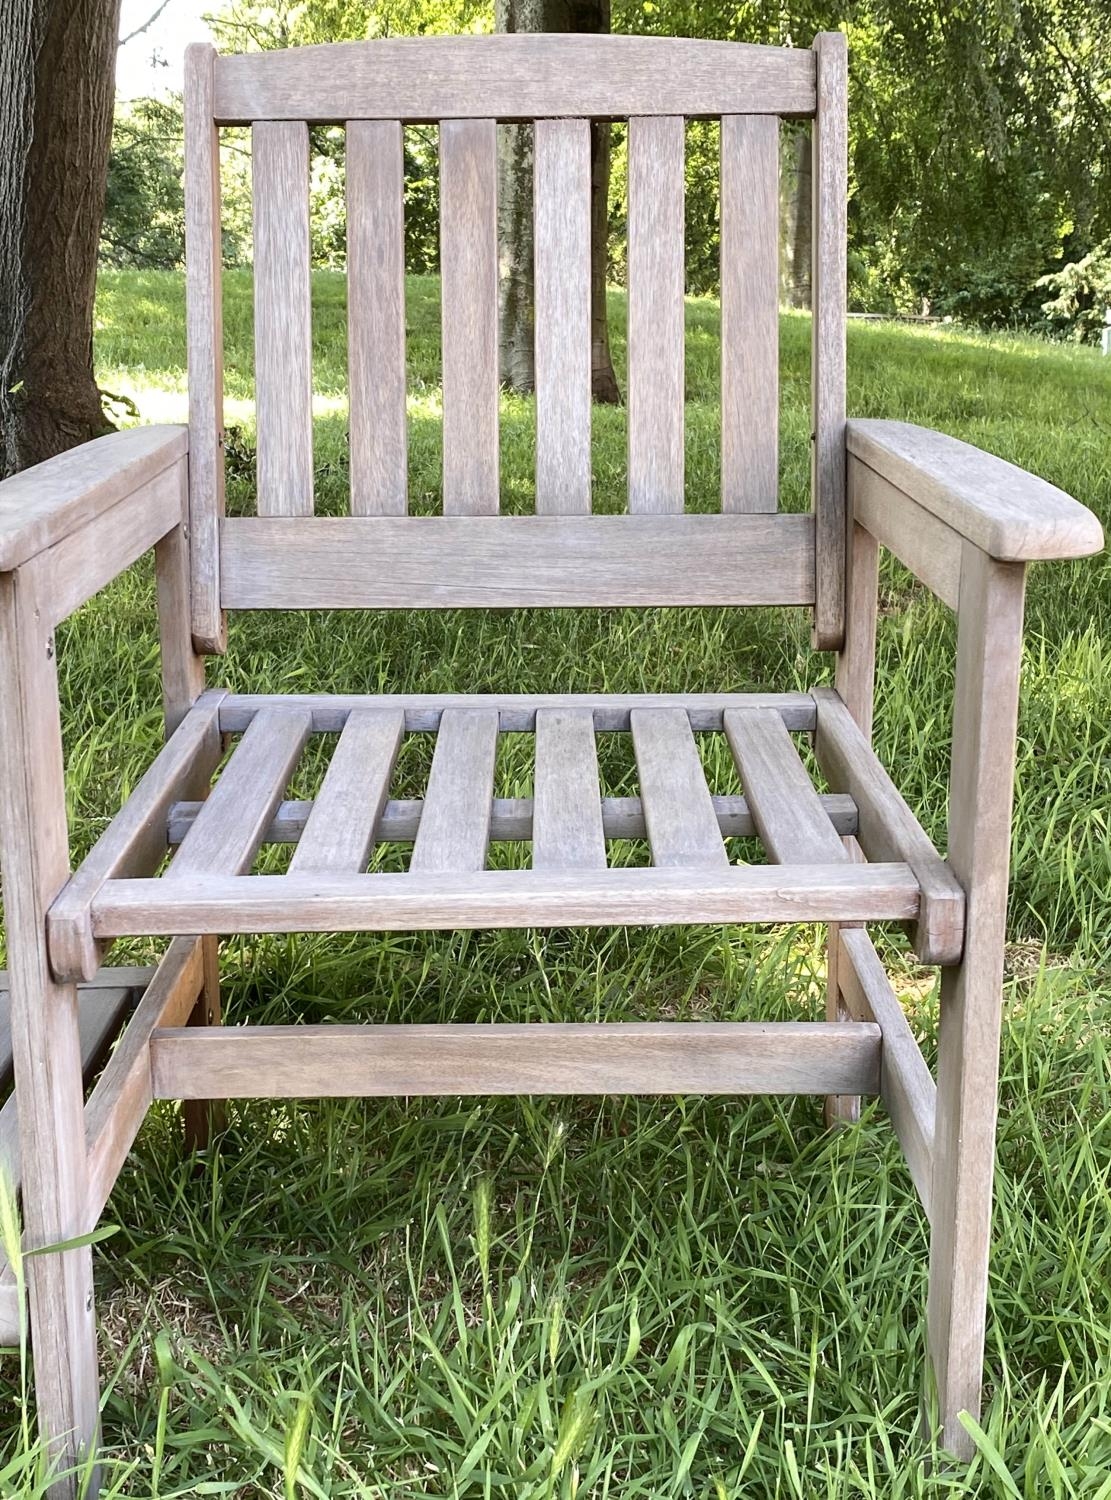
[219,514,816,611]
[89,864,921,938]
[216,691,819,734]
[168,790,861,847]
[148,1021,881,1099]
[211,36,817,123]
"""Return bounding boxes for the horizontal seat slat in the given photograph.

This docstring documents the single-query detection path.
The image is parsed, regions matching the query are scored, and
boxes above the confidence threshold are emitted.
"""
[724,707,846,863]
[409,709,499,873]
[219,514,816,610]
[169,706,312,878]
[168,789,861,847]
[91,863,921,937]
[149,1020,881,1100]
[212,36,816,123]
[289,709,404,874]
[631,709,729,867]
[532,708,607,870]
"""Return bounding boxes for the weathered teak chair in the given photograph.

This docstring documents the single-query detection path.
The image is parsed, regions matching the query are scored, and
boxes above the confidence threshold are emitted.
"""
[0,31,1102,1493]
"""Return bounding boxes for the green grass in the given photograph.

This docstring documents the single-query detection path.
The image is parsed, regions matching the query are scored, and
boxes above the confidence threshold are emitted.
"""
[2,269,1111,1495]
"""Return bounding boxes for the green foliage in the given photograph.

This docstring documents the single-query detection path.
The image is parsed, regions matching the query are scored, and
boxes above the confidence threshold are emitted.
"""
[1037,244,1111,342]
[101,99,187,269]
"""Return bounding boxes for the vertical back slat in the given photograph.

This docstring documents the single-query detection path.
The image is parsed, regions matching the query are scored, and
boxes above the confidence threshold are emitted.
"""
[627,116,686,514]
[253,121,314,516]
[183,43,226,652]
[811,32,848,648]
[439,119,499,515]
[534,119,592,515]
[347,121,408,516]
[720,115,779,514]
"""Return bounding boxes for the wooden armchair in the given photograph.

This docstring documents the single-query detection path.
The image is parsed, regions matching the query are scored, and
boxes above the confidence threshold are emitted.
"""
[0,33,1101,1494]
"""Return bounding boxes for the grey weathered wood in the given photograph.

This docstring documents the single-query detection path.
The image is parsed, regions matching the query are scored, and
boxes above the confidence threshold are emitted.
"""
[837,926,936,1221]
[848,420,1105,563]
[0,985,132,1188]
[213,36,817,123]
[0,1269,18,1347]
[149,1020,881,1099]
[183,934,224,1156]
[532,708,607,870]
[825,514,880,1125]
[627,116,686,514]
[631,709,729,867]
[0,425,187,572]
[850,456,961,611]
[91,863,922,939]
[253,121,314,517]
[409,709,499,873]
[720,115,779,513]
[724,708,845,863]
[155,514,208,736]
[168,707,312,879]
[0,567,99,1478]
[84,939,204,1222]
[218,690,818,734]
[0,990,131,1200]
[928,545,1027,1461]
[183,43,226,652]
[810,31,848,650]
[834,520,880,737]
[812,686,965,964]
[48,695,226,983]
[440,119,499,515]
[28,461,186,629]
[289,709,404,873]
[534,119,591,516]
[169,788,861,847]
[220,513,816,609]
[347,120,408,516]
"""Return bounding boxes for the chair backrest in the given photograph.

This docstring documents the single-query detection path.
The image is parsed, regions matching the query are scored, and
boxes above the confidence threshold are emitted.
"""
[183,32,847,654]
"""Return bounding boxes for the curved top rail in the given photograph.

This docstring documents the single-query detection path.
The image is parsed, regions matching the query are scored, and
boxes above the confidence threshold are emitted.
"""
[208,33,817,124]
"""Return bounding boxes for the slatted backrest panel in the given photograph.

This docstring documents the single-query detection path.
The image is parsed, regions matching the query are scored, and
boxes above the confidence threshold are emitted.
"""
[183,34,846,624]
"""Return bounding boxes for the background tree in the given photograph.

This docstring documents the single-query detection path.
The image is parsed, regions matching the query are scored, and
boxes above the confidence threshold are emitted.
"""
[495,0,621,401]
[0,0,121,475]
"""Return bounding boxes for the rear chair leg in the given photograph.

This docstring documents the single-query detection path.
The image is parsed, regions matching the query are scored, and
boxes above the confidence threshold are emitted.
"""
[155,527,224,1155]
[183,936,225,1153]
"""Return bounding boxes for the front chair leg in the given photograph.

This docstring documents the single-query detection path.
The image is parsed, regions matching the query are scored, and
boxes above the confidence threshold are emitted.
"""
[183,936,225,1153]
[926,544,1025,1458]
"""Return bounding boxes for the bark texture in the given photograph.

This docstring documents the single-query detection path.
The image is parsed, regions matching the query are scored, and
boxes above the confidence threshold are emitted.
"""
[495,0,620,403]
[0,0,120,477]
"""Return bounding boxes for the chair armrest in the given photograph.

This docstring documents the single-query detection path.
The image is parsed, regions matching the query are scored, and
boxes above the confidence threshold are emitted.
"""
[0,425,188,571]
[846,419,1103,563]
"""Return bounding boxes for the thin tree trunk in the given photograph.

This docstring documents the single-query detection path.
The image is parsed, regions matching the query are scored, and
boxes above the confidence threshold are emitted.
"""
[784,125,812,310]
[0,0,120,477]
[495,0,620,403]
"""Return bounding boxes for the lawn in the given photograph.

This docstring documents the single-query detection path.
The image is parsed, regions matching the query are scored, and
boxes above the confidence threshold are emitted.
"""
[2,268,1111,1497]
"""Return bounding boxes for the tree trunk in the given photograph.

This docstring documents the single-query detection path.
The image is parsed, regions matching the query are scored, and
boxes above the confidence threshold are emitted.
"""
[784,125,812,310]
[495,0,620,403]
[0,0,119,477]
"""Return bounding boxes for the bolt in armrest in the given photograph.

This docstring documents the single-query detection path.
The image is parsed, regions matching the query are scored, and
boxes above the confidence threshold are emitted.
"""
[0,425,188,572]
[847,419,1103,564]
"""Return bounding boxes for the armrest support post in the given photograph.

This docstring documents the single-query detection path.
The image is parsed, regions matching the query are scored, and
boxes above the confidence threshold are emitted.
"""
[927,542,1026,1457]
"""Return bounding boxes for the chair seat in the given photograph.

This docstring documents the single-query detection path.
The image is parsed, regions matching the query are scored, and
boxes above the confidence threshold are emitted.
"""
[48,689,965,976]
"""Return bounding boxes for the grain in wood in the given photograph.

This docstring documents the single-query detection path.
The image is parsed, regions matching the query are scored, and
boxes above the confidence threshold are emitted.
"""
[253,121,314,516]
